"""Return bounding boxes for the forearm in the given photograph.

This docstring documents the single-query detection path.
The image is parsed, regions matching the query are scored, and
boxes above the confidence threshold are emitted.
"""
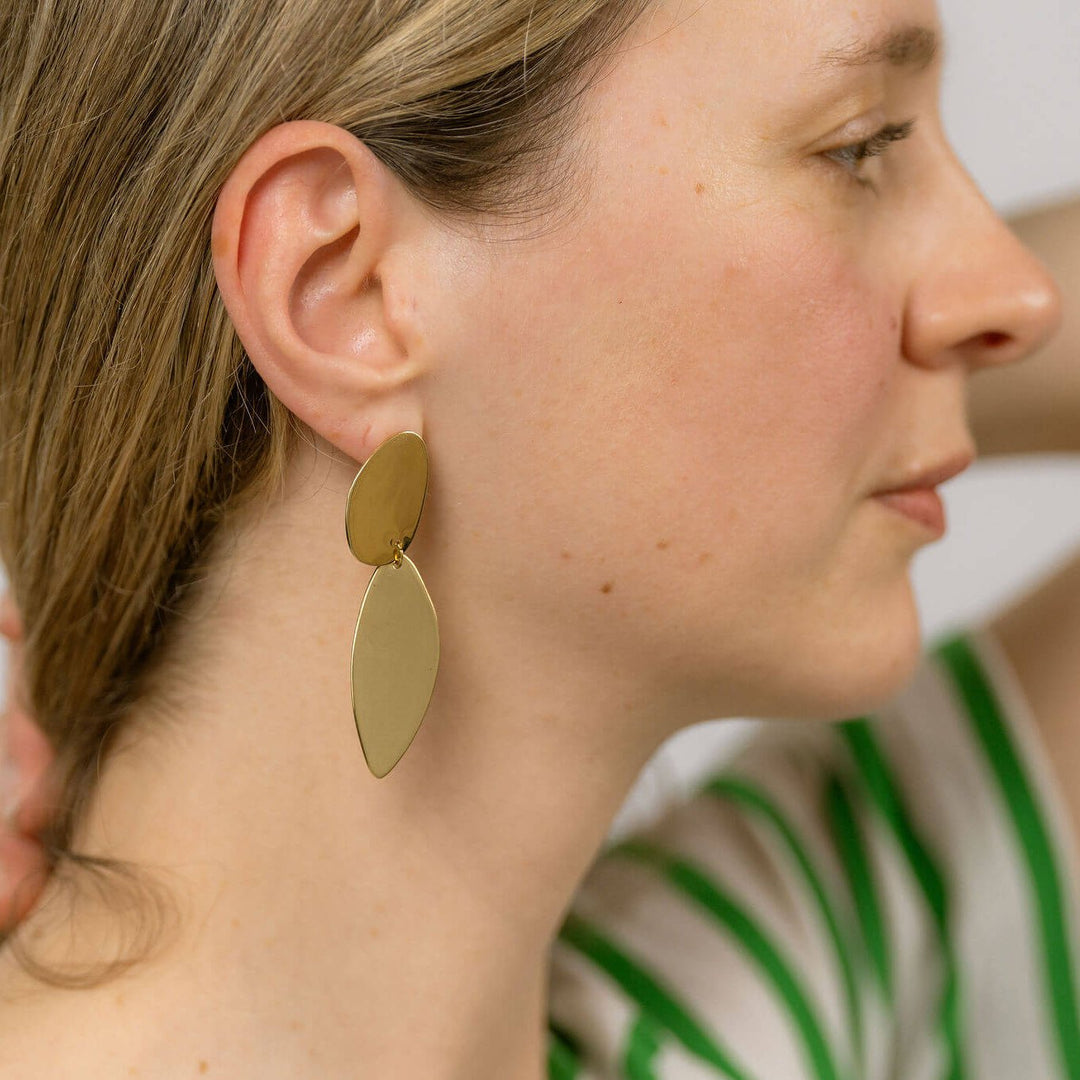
[968,195,1080,457]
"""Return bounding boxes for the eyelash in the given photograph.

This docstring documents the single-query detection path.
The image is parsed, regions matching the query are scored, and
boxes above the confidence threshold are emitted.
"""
[824,118,917,191]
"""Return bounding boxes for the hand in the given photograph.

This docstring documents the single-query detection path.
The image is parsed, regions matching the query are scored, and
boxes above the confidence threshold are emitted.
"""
[969,196,1080,457]
[0,590,56,930]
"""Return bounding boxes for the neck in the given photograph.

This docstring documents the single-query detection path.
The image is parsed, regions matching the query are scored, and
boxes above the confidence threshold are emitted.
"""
[0,440,673,1078]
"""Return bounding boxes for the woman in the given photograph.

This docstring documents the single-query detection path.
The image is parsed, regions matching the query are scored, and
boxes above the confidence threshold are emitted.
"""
[0,0,1069,1076]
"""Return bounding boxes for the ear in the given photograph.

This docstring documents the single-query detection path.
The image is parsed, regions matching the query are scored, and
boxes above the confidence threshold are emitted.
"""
[211,121,428,463]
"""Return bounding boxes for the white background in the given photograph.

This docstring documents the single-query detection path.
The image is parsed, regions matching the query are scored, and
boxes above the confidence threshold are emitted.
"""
[1,0,1079,844]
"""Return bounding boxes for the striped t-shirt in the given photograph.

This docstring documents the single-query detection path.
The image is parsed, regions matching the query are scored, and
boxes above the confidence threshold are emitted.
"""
[545,626,1080,1079]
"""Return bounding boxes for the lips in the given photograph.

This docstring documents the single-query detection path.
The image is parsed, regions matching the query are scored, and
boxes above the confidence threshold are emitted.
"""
[870,449,973,538]
[874,449,976,496]
[874,488,946,535]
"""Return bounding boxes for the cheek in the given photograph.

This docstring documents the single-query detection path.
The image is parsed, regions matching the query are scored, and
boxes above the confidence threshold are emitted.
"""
[440,206,901,570]
[418,190,922,720]
[699,233,898,506]
[601,219,918,715]
[606,213,902,572]
[423,199,904,632]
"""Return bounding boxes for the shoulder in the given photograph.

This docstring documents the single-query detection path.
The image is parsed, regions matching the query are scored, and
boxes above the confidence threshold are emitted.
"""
[550,628,1080,1078]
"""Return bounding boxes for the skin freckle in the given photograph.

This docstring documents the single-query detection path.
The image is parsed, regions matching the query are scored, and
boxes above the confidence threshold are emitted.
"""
[695,182,706,195]
[658,165,669,176]
[600,582,613,593]
[560,550,572,559]
[698,552,712,564]
[198,1062,209,1074]
[656,539,669,550]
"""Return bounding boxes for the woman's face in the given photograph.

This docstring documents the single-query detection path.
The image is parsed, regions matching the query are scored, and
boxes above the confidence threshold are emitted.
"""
[409,0,1062,722]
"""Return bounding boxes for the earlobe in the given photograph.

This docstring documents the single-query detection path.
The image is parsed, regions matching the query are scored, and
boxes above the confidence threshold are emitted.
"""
[210,120,426,463]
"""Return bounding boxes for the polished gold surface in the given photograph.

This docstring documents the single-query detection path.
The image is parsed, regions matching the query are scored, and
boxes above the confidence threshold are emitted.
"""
[346,430,438,778]
[351,552,440,778]
[345,431,429,567]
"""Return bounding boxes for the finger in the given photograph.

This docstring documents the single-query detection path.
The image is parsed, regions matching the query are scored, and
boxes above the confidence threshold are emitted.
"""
[0,591,22,642]
[0,830,50,931]
[0,589,29,718]
[3,635,29,717]
[3,705,57,836]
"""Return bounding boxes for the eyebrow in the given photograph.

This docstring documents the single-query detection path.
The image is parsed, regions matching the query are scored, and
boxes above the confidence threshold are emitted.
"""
[810,24,941,75]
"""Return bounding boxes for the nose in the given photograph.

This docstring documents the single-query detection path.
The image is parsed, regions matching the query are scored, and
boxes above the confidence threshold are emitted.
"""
[902,151,1064,372]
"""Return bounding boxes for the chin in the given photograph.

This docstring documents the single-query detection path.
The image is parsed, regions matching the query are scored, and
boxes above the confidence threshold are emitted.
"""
[815,609,925,721]
[671,582,926,725]
[748,599,926,723]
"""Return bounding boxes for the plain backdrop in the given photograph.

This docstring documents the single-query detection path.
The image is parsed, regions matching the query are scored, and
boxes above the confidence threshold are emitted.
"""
[0,0,1079,845]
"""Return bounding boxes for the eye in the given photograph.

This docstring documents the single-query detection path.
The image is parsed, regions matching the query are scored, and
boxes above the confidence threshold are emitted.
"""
[822,118,917,192]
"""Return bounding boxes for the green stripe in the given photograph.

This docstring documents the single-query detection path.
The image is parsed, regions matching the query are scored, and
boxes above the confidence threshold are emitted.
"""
[699,774,865,1075]
[823,774,893,1008]
[547,1022,582,1080]
[623,1013,664,1080]
[557,910,758,1080]
[610,838,846,1080]
[836,717,965,1080]
[936,631,1080,1080]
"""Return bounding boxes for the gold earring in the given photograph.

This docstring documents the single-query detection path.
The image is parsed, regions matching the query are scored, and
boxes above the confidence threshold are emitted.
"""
[344,431,439,778]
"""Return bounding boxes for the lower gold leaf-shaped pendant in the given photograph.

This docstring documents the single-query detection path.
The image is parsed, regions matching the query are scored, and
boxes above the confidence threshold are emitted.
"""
[351,553,439,778]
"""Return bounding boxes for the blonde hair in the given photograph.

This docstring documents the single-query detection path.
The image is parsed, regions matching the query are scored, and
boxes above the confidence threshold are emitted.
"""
[0,0,651,985]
